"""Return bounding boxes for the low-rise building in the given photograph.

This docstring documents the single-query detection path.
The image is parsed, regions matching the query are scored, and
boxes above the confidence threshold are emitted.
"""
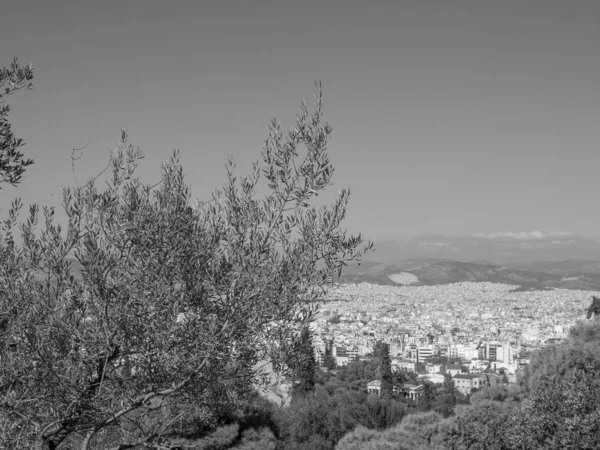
[426,363,442,374]
[367,380,424,402]
[418,373,445,384]
[446,364,462,377]
[452,374,493,396]
[367,380,381,395]
[393,359,416,372]
[403,383,424,402]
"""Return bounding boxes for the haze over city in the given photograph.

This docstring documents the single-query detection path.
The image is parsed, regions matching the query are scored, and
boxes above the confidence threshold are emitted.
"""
[2,0,600,246]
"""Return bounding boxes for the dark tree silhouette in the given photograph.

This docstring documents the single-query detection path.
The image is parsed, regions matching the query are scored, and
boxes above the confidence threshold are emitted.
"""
[292,326,316,398]
[372,340,387,359]
[379,343,393,400]
[323,340,337,370]
[587,295,600,319]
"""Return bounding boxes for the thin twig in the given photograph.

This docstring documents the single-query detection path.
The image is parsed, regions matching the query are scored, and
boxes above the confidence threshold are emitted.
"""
[71,141,91,185]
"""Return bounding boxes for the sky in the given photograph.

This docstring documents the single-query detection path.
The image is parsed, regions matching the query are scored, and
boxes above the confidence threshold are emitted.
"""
[2,0,600,240]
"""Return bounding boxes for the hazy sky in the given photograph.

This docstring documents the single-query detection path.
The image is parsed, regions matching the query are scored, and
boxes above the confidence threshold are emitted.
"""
[2,0,600,240]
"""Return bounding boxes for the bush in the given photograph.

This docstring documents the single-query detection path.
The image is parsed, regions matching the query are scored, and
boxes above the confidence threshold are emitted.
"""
[335,411,453,450]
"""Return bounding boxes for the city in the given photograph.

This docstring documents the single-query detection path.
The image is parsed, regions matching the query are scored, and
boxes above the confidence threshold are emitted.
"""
[311,281,594,393]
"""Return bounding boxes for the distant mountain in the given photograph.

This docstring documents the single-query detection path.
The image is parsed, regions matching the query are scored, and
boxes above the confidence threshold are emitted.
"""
[504,259,600,276]
[366,232,600,264]
[338,258,600,291]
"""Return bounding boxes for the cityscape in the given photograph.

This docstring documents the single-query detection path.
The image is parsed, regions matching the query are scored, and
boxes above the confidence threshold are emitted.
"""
[311,281,593,394]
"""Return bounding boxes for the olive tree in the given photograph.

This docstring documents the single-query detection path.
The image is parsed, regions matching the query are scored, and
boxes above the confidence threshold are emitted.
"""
[506,368,600,449]
[0,85,371,449]
[0,57,34,189]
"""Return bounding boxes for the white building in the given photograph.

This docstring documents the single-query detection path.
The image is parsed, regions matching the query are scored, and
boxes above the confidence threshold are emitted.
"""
[495,345,514,364]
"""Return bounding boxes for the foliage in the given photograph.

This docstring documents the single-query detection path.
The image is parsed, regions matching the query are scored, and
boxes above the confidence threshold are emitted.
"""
[523,318,600,392]
[587,295,600,319]
[151,394,280,450]
[323,342,337,371]
[0,57,34,189]
[0,86,371,449]
[446,401,513,450]
[450,369,600,450]
[335,359,378,389]
[233,427,278,450]
[335,411,454,450]
[329,350,409,400]
[327,314,341,324]
[469,384,524,404]
[416,381,441,413]
[291,326,316,398]
[506,368,600,450]
[379,343,393,400]
[430,356,463,367]
[276,386,407,450]
[315,367,336,385]
[448,320,600,450]
[415,362,427,374]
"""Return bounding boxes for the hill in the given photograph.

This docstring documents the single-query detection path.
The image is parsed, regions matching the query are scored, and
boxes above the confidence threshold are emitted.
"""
[338,259,600,291]
[505,259,600,275]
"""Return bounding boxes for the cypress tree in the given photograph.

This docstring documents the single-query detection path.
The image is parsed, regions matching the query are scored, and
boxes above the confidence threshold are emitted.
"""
[379,343,393,400]
[292,326,316,397]
[323,339,337,370]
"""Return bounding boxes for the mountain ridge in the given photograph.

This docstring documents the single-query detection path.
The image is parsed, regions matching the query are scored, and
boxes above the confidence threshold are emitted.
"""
[339,258,600,292]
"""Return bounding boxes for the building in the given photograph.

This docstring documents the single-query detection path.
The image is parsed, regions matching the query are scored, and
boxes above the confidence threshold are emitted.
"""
[403,384,424,402]
[335,348,350,366]
[426,363,441,374]
[446,364,462,377]
[477,345,486,360]
[448,344,463,359]
[335,355,350,366]
[367,380,381,395]
[347,347,360,361]
[394,359,416,372]
[418,373,445,384]
[314,348,324,366]
[479,342,513,362]
[367,380,424,402]
[463,346,479,360]
[487,344,498,362]
[452,374,494,396]
[496,345,514,364]
[417,346,434,363]
[469,359,488,374]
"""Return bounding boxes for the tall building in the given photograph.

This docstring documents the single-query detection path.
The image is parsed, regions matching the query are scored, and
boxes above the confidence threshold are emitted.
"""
[496,345,514,364]
[487,344,498,362]
[417,346,433,363]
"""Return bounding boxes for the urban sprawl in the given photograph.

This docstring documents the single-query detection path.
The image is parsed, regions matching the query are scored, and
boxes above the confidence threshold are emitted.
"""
[311,281,593,396]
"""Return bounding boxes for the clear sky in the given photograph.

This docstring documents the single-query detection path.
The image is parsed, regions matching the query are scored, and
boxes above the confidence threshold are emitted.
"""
[2,0,600,240]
